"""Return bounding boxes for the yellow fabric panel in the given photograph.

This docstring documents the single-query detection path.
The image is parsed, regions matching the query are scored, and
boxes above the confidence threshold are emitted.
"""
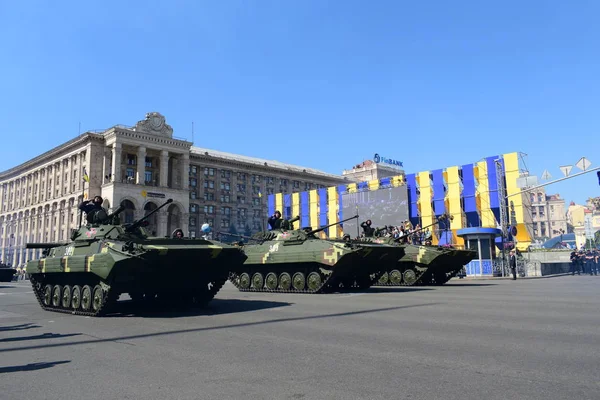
[275,193,283,215]
[309,189,319,231]
[503,152,532,250]
[368,179,380,191]
[327,187,340,238]
[292,193,300,220]
[445,166,464,246]
[417,171,436,244]
[476,160,496,228]
[346,183,357,193]
[391,175,405,187]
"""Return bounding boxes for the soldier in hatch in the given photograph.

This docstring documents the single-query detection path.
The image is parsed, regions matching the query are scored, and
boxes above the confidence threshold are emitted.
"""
[78,196,105,223]
[360,219,375,237]
[268,211,282,229]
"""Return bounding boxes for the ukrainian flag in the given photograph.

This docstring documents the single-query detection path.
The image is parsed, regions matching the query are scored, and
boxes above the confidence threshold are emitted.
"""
[258,190,262,198]
[83,167,89,183]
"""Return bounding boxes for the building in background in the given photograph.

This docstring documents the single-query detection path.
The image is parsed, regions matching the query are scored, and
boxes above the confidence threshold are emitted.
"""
[0,112,349,267]
[342,158,405,182]
[525,189,568,241]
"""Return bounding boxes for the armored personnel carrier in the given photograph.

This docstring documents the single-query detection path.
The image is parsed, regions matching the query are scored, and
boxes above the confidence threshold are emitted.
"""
[25,198,247,317]
[0,262,17,282]
[226,216,404,293]
[414,247,476,285]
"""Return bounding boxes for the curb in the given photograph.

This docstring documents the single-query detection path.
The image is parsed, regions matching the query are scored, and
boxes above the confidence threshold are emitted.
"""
[457,273,572,280]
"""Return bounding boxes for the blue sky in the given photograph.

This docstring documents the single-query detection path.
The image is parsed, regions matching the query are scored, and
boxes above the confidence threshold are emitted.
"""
[1,0,598,205]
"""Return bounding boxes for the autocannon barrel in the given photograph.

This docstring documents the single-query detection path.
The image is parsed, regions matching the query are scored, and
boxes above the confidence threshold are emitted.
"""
[26,243,69,249]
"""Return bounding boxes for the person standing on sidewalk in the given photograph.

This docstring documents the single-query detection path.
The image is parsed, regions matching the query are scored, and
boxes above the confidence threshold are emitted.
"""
[509,250,517,280]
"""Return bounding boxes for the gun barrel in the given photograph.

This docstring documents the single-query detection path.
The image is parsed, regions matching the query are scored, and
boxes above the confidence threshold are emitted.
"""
[26,243,69,249]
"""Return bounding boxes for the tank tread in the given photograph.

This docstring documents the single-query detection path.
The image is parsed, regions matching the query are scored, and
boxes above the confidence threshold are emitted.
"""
[228,270,383,294]
[372,266,427,287]
[30,275,118,317]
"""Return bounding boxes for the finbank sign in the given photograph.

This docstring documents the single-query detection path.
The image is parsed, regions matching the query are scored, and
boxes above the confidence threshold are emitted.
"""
[373,153,403,168]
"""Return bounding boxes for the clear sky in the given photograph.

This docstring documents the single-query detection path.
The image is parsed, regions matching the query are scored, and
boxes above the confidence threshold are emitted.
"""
[1,0,598,205]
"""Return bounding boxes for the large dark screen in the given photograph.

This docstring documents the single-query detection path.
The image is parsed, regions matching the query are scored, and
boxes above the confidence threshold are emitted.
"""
[341,186,409,236]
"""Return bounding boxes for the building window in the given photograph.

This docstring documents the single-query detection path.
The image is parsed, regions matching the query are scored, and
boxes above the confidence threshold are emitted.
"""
[189,217,197,226]
[145,157,153,168]
[190,166,197,174]
[237,184,246,192]
[126,168,135,178]
[221,219,230,228]
[190,191,197,199]
[220,195,230,203]
[127,154,136,165]
[237,173,246,181]
[266,177,274,185]
[267,188,274,195]
[253,209,261,217]
[190,203,198,213]
[206,218,214,226]
[221,207,231,215]
[221,170,231,179]
[220,182,230,191]
[252,197,260,206]
[190,178,197,187]
[238,208,247,218]
[203,205,214,214]
[204,180,214,189]
[203,192,214,201]
[252,175,262,183]
[145,171,153,183]
[204,167,215,176]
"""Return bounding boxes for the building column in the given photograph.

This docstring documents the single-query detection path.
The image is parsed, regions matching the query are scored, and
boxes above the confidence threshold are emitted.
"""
[136,146,147,184]
[111,143,122,184]
[0,219,7,262]
[181,153,190,190]
[157,211,168,237]
[160,150,169,188]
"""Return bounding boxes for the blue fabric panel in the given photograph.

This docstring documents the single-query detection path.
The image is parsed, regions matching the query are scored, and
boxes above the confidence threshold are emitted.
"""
[379,177,391,187]
[486,156,503,224]
[461,164,481,227]
[406,173,420,226]
[319,188,328,234]
[267,195,275,220]
[357,181,368,191]
[300,192,310,229]
[283,194,292,220]
[431,169,446,216]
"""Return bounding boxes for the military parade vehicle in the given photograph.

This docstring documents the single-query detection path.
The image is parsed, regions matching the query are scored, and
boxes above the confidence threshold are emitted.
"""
[0,262,17,282]
[225,215,404,294]
[25,198,248,317]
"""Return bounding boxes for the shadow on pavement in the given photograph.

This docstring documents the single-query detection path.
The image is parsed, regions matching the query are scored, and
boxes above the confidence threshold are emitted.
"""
[0,302,441,354]
[0,360,71,374]
[0,285,17,289]
[106,298,293,318]
[0,323,42,332]
[0,333,82,343]
[354,287,434,294]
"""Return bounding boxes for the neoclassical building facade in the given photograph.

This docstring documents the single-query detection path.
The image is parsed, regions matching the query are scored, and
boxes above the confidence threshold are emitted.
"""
[0,112,348,267]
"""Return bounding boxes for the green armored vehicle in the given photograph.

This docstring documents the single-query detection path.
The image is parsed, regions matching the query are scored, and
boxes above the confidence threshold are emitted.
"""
[414,247,476,285]
[0,262,17,282]
[360,214,475,286]
[25,198,247,317]
[227,216,404,293]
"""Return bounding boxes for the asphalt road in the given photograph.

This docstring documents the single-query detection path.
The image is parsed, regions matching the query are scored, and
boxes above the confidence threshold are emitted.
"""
[1,276,599,400]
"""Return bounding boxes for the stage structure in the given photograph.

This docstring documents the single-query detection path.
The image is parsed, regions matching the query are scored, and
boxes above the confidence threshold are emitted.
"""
[267,152,534,251]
